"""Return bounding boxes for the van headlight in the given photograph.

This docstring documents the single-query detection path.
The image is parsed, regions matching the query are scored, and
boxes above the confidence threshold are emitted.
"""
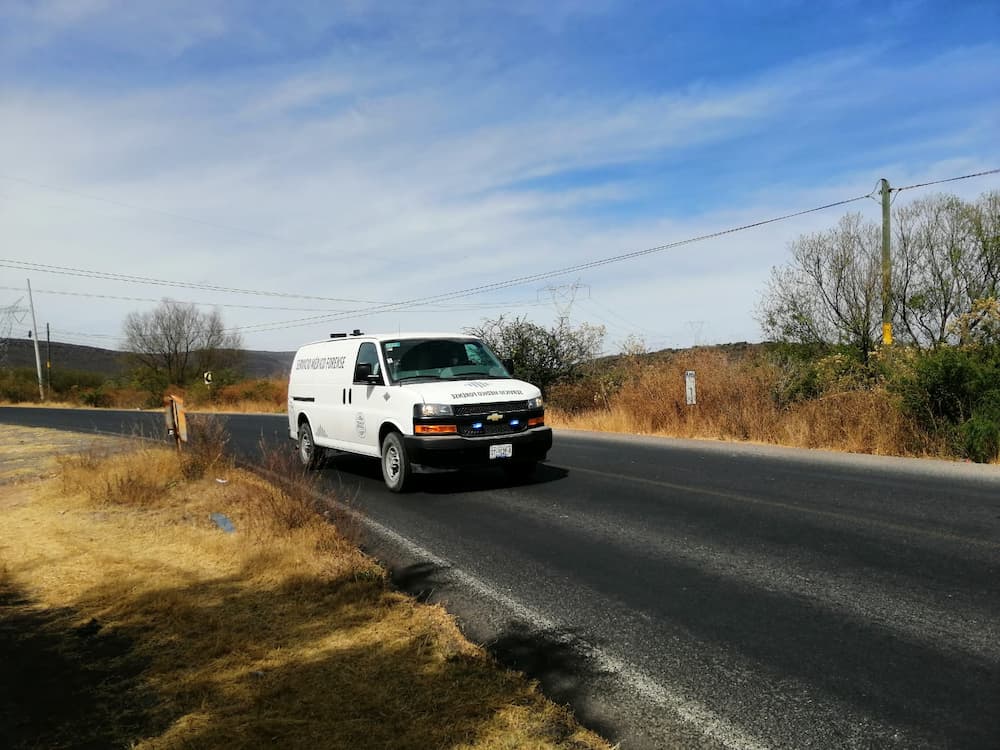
[415,403,454,418]
[527,396,543,410]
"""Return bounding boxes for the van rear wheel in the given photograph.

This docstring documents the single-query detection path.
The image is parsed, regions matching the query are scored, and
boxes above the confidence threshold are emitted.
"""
[381,432,411,492]
[298,421,322,470]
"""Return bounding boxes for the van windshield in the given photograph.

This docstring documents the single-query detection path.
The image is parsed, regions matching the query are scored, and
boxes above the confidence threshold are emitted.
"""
[381,338,510,383]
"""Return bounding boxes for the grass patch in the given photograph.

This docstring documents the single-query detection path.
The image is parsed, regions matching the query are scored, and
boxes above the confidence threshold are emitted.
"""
[0,429,608,750]
[549,348,948,458]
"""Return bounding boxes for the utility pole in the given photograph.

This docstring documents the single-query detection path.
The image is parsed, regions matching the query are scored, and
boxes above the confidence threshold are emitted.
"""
[26,279,44,400]
[880,178,893,346]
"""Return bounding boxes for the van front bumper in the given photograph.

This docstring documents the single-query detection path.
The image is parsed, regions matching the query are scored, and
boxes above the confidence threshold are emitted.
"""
[404,426,552,468]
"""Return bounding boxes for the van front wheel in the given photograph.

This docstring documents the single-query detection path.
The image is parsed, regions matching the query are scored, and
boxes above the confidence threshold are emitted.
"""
[298,421,322,470]
[381,432,411,493]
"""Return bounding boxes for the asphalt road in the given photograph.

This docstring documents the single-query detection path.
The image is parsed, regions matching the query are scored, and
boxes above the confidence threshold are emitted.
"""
[3,406,999,749]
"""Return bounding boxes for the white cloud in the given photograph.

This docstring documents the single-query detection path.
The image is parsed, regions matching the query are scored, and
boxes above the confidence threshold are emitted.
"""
[1,21,997,351]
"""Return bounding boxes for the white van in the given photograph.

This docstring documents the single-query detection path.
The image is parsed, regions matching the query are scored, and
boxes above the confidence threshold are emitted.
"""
[287,331,552,492]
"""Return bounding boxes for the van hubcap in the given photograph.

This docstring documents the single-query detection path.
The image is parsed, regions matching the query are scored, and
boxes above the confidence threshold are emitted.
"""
[385,445,400,479]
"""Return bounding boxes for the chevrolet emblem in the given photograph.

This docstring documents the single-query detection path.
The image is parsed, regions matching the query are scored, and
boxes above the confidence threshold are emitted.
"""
[486,412,503,422]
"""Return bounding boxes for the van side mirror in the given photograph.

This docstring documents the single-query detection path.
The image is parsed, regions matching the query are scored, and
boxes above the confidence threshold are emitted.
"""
[502,358,515,376]
[354,362,381,384]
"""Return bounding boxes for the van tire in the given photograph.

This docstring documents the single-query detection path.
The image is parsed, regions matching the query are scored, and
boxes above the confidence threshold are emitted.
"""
[381,431,411,493]
[298,421,322,470]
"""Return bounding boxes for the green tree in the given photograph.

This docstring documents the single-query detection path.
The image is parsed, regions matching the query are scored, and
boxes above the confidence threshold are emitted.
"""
[466,315,605,395]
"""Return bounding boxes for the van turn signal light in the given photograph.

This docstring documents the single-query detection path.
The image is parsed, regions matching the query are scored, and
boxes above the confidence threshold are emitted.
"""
[414,424,458,435]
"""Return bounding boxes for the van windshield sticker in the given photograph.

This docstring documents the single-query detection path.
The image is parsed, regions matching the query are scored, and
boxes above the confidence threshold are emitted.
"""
[385,342,400,350]
[295,355,347,370]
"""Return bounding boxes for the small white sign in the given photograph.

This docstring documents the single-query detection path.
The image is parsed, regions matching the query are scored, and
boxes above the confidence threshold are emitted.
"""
[685,370,696,406]
[203,371,213,385]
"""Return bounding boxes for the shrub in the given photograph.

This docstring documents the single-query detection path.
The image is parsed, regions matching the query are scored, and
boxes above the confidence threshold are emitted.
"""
[896,347,984,429]
[0,369,40,402]
[962,390,1000,463]
[547,370,626,414]
[178,414,232,479]
[214,378,287,408]
[80,387,115,408]
[888,344,1000,461]
[49,369,104,392]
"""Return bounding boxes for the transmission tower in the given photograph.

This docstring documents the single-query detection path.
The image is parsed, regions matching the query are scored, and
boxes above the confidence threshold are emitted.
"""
[539,280,589,323]
[0,297,28,368]
[686,320,705,347]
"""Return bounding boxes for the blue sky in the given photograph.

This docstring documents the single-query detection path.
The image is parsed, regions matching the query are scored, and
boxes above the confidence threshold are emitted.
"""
[1,1,998,351]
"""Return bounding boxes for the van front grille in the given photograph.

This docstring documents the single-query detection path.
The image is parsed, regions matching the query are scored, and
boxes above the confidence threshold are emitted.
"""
[457,422,526,437]
[453,400,529,416]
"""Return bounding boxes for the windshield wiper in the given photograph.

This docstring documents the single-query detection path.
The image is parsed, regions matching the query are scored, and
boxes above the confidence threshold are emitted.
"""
[393,375,444,383]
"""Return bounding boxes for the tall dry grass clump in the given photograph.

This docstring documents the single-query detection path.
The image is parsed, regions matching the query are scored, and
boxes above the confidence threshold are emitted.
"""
[59,444,181,505]
[184,377,288,413]
[566,349,784,441]
[779,388,934,455]
[551,347,938,457]
[177,414,233,479]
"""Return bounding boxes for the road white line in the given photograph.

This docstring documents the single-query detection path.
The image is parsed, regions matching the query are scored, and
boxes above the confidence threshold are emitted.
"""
[341,497,770,750]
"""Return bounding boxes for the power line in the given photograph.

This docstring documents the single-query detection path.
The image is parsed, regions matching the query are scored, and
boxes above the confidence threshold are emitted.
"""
[894,168,1000,193]
[0,285,545,314]
[236,167,1000,335]
[579,297,665,339]
[8,167,997,338]
[232,191,879,334]
[50,329,120,340]
[0,286,341,313]
[0,259,377,304]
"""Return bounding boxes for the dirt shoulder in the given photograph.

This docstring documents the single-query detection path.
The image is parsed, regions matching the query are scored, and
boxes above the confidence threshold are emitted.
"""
[0,426,609,750]
[0,426,135,488]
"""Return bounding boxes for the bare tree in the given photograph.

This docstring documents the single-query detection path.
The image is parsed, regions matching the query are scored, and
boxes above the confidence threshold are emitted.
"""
[466,314,605,394]
[893,195,967,347]
[757,213,882,362]
[891,191,1000,347]
[122,300,243,388]
[964,190,1000,303]
[759,191,999,357]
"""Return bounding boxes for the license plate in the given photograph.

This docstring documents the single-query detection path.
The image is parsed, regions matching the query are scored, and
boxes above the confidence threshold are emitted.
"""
[489,443,513,459]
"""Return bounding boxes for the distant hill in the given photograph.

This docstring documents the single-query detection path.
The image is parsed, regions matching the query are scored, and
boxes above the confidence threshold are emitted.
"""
[2,339,294,379]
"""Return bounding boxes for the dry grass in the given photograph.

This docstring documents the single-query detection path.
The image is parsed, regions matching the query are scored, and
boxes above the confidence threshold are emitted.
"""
[0,430,608,750]
[550,349,945,457]
[1,378,287,413]
[185,377,288,414]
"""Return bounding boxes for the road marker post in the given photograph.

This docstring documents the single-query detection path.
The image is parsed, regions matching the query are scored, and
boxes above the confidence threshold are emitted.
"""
[164,394,188,451]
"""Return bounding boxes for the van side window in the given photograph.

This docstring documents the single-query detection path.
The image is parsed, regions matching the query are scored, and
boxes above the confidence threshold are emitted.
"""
[355,342,383,384]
